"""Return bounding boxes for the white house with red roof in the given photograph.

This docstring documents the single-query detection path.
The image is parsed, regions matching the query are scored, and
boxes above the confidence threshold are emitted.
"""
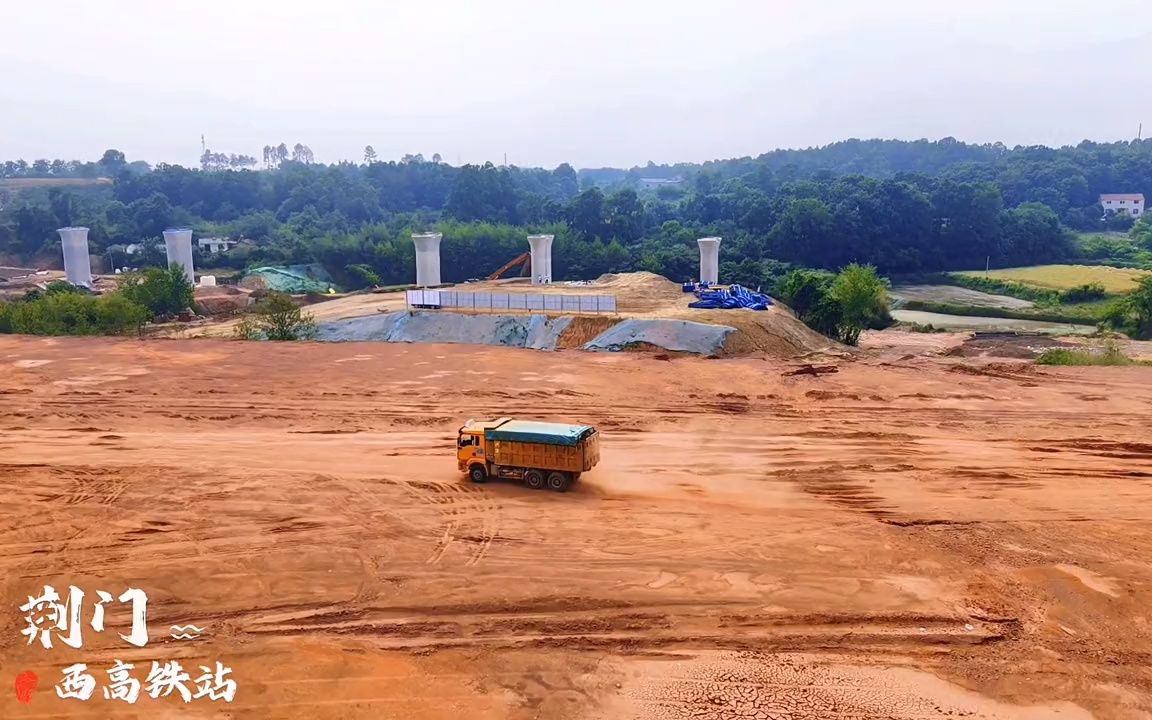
[1099,193,1144,218]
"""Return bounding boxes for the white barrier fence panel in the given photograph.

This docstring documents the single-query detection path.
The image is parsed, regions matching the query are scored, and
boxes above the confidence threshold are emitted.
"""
[406,290,617,313]
[406,290,441,306]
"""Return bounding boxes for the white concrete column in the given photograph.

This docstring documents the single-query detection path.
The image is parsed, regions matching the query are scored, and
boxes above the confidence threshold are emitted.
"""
[543,234,554,282]
[527,234,554,285]
[697,236,721,285]
[58,227,93,287]
[412,233,443,287]
[162,228,195,285]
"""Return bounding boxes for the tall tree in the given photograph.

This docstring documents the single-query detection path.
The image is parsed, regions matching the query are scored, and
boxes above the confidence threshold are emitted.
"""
[98,149,127,177]
[567,188,607,240]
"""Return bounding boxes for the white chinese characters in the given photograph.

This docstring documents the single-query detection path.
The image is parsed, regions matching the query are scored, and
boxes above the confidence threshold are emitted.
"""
[21,585,149,649]
[20,584,237,705]
[54,660,236,704]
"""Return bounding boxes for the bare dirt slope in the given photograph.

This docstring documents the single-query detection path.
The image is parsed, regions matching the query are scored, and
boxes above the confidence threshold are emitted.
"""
[2,336,1152,719]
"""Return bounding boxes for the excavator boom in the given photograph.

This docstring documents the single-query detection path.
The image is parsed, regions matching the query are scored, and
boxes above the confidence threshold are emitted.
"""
[487,252,531,281]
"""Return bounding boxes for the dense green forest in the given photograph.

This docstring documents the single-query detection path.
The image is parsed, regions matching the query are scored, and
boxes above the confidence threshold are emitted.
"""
[2,137,1151,292]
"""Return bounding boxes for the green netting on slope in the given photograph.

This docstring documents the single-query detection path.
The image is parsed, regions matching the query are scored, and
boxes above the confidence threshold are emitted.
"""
[242,264,337,294]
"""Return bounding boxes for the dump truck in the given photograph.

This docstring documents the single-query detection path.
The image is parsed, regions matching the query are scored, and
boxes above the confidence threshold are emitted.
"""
[457,417,601,492]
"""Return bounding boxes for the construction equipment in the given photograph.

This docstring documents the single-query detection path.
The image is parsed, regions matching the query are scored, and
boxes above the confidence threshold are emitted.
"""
[486,252,531,281]
[456,417,601,492]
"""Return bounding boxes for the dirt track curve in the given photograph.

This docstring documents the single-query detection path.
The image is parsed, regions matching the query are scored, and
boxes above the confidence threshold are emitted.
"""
[1,335,1151,719]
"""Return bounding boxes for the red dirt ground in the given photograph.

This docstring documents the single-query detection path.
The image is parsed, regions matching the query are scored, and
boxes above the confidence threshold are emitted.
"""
[1,336,1151,719]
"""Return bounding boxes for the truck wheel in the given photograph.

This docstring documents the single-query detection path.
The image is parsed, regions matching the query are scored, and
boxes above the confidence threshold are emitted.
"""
[469,466,488,484]
[547,472,570,492]
[525,470,545,489]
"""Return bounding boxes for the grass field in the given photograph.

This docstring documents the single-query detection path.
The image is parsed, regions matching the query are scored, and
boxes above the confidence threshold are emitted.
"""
[957,264,1151,293]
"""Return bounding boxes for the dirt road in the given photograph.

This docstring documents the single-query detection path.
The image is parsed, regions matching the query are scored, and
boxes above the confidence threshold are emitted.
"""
[2,336,1151,719]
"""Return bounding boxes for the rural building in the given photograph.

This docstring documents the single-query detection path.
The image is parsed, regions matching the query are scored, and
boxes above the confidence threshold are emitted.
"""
[638,177,683,190]
[197,237,236,254]
[1099,193,1144,217]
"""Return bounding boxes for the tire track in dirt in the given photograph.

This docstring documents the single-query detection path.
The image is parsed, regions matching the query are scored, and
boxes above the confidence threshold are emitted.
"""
[238,603,1009,654]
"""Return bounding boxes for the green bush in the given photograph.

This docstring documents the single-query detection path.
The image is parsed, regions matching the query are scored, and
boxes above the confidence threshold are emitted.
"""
[118,264,195,319]
[344,263,381,289]
[775,268,834,317]
[44,280,87,296]
[829,263,892,345]
[1036,340,1140,366]
[1102,276,1152,339]
[1133,217,1152,251]
[1060,282,1107,304]
[776,264,890,345]
[0,292,148,336]
[233,291,318,341]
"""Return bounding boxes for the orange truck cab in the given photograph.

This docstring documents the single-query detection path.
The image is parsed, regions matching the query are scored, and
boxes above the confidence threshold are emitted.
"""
[457,417,601,492]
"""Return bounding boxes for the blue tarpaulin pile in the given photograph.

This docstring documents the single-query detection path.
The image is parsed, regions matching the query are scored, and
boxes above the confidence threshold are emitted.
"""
[687,284,774,311]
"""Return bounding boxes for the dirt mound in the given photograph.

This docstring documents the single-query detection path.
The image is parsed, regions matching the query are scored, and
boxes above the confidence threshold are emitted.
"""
[706,306,840,357]
[556,316,620,349]
[593,272,836,357]
[194,286,253,316]
[594,271,687,312]
[177,270,839,358]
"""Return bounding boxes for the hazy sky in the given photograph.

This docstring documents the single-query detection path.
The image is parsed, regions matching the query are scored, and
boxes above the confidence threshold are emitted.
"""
[2,0,1150,169]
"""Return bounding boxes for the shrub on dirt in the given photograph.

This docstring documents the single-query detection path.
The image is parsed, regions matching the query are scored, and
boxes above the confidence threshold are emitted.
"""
[344,263,381,289]
[777,264,890,346]
[1036,339,1142,366]
[118,264,195,319]
[0,292,148,336]
[233,291,318,341]
[829,263,891,344]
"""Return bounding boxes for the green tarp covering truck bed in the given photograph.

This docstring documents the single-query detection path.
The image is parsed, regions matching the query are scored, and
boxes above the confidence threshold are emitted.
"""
[483,420,596,447]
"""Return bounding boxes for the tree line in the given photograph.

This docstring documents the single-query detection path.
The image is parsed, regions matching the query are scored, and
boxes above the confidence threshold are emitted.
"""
[2,138,1150,294]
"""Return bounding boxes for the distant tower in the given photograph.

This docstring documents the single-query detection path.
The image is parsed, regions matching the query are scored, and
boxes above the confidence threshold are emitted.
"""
[697,237,721,285]
[412,233,443,287]
[163,228,195,285]
[58,227,93,287]
[527,234,554,284]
